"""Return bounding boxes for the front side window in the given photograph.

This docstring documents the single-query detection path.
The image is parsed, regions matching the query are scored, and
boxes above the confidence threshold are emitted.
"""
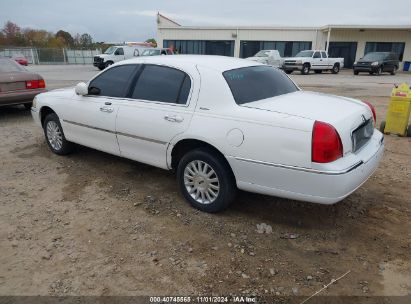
[131,65,191,104]
[115,48,124,55]
[313,52,321,58]
[89,65,137,97]
[223,66,298,105]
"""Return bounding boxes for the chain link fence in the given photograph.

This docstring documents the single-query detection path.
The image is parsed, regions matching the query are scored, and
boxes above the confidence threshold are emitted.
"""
[0,47,101,64]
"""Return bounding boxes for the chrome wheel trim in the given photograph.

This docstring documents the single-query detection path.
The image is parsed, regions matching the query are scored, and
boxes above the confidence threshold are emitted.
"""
[46,121,63,151]
[184,160,220,205]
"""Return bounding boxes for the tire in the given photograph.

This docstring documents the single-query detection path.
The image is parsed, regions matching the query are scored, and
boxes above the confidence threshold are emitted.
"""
[43,113,74,155]
[354,70,359,75]
[331,64,340,74]
[285,70,292,74]
[177,148,237,213]
[314,70,322,74]
[104,61,113,68]
[24,102,32,110]
[391,66,398,75]
[98,65,105,71]
[379,121,386,133]
[369,71,374,75]
[407,124,411,137]
[301,64,310,75]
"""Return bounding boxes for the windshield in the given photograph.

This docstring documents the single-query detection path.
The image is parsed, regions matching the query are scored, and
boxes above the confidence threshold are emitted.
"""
[223,66,298,105]
[362,52,386,61]
[255,50,270,57]
[0,58,26,72]
[104,46,116,54]
[295,51,314,57]
[141,49,161,56]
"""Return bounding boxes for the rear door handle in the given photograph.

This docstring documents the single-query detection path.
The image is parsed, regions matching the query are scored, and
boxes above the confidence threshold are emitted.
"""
[100,106,114,113]
[164,115,184,123]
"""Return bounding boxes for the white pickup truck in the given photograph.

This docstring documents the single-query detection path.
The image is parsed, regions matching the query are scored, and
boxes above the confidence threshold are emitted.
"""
[246,50,284,68]
[282,50,344,75]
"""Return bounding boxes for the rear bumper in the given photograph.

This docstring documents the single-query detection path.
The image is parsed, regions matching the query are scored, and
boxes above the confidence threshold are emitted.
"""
[353,66,378,72]
[228,131,384,204]
[0,89,46,106]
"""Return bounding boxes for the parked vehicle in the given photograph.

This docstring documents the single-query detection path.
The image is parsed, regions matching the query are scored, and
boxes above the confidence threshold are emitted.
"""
[93,45,152,70]
[32,56,383,213]
[353,52,399,75]
[0,57,46,109]
[282,50,344,75]
[140,48,174,56]
[11,54,28,66]
[246,50,283,68]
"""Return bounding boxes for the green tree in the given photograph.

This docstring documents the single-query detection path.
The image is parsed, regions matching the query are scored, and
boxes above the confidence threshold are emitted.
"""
[145,38,157,47]
[56,30,74,47]
[79,33,93,47]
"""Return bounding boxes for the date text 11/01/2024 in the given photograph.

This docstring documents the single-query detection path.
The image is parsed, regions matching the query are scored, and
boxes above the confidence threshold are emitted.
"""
[149,296,257,303]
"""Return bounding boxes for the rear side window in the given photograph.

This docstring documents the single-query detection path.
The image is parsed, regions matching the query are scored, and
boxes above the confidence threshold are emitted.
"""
[89,65,137,97]
[131,65,191,104]
[321,52,327,58]
[223,66,298,105]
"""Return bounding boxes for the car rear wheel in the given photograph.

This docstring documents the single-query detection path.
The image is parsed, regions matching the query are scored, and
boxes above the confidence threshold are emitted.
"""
[301,64,310,75]
[177,148,236,213]
[43,113,74,155]
[331,64,340,74]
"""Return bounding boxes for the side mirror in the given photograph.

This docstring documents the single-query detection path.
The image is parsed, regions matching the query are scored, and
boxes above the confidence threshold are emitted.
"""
[75,82,88,96]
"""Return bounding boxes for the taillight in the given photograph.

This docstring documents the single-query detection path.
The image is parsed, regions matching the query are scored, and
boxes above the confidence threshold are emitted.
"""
[362,101,376,125]
[26,79,46,89]
[312,121,343,163]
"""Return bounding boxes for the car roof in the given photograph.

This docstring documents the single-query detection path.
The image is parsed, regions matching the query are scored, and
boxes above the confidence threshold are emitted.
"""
[117,55,261,72]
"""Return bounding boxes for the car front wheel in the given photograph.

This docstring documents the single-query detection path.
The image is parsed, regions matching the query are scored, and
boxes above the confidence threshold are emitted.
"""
[177,148,236,213]
[43,113,74,155]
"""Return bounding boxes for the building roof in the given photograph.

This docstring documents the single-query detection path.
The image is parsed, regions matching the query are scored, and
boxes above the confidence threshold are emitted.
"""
[157,13,411,31]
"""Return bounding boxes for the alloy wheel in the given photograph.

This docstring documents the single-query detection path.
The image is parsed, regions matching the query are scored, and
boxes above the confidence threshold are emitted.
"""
[46,121,63,151]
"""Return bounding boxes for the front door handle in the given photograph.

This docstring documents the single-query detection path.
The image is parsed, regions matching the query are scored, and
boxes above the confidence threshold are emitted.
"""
[164,115,184,123]
[100,106,114,113]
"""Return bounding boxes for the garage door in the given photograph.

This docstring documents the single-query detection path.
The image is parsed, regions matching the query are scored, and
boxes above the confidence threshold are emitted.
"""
[328,42,357,68]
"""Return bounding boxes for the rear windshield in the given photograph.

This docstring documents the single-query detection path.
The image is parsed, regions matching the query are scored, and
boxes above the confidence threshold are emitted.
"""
[223,66,298,105]
[0,58,25,72]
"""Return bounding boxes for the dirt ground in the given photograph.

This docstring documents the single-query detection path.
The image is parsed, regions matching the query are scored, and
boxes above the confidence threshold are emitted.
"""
[0,67,410,299]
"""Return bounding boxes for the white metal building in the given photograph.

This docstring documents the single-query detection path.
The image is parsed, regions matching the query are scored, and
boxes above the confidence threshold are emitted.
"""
[156,13,411,68]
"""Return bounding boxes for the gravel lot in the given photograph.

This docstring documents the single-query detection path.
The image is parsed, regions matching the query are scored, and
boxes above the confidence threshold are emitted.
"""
[1,65,410,298]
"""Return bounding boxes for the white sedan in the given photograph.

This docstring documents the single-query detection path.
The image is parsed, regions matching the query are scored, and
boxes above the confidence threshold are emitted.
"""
[31,55,384,213]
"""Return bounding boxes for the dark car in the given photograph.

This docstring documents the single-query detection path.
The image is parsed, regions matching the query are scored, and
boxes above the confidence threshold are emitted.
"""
[0,57,46,109]
[353,52,399,75]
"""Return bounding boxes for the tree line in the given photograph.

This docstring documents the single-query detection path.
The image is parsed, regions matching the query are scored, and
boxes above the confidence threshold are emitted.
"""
[0,21,101,49]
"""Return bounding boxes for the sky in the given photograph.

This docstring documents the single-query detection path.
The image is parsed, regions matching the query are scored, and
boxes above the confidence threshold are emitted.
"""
[1,0,410,42]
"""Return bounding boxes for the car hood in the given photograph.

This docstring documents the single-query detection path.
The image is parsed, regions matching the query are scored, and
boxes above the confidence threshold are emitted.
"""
[39,87,75,98]
[283,57,306,61]
[246,57,268,63]
[95,54,111,58]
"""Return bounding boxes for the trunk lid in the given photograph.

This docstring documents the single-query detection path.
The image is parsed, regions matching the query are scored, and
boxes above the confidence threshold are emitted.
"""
[242,91,373,154]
